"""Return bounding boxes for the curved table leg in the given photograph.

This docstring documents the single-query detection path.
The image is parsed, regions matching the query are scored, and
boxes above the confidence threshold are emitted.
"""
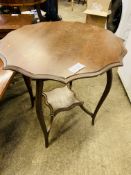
[22,75,34,107]
[36,80,49,148]
[80,104,93,116]
[92,69,112,125]
[68,81,73,89]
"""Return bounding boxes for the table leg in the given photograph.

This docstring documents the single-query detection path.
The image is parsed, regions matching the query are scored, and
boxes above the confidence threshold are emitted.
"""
[36,0,61,21]
[36,4,45,22]
[45,0,61,21]
[36,80,49,148]
[22,75,34,107]
[92,69,112,125]
[68,81,73,89]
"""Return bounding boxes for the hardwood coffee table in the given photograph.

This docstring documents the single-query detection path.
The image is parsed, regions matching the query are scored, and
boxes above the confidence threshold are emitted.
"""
[0,21,127,148]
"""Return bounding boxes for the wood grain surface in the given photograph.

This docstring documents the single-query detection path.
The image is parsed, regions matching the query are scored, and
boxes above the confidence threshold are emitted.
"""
[0,21,127,83]
[0,59,14,99]
[0,14,33,30]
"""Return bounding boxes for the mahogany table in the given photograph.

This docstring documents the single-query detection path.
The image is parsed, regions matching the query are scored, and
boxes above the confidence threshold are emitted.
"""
[0,21,127,148]
[0,0,60,21]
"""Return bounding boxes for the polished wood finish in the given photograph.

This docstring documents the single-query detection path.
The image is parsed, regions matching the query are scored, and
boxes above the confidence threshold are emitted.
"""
[0,14,33,38]
[0,13,34,102]
[0,59,34,104]
[0,21,127,83]
[0,14,33,30]
[0,59,14,99]
[0,0,46,6]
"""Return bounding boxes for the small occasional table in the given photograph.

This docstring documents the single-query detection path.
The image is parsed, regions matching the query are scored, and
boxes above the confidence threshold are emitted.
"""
[0,22,127,147]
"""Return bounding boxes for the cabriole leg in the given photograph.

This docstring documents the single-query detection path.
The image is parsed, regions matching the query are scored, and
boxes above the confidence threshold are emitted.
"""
[36,80,49,148]
[23,75,34,107]
[92,69,112,125]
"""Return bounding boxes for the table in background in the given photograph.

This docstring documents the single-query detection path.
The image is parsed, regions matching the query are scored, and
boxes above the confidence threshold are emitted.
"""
[0,0,60,21]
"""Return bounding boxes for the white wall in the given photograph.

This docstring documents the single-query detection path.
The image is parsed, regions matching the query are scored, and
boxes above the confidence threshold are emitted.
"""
[116,0,131,102]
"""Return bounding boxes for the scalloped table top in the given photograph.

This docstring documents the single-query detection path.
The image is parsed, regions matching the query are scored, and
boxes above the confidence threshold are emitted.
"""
[0,21,127,83]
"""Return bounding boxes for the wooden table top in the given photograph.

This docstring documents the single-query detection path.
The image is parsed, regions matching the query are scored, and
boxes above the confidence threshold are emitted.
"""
[0,21,127,83]
[0,0,46,6]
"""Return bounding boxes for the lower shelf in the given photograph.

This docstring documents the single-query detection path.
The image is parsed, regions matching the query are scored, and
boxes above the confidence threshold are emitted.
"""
[43,86,84,116]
